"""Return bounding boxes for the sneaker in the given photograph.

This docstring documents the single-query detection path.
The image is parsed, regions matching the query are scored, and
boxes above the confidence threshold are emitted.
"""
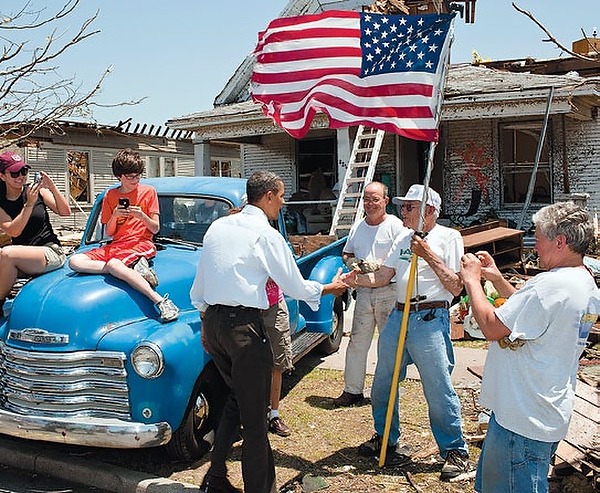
[358,433,394,457]
[384,447,412,468]
[268,416,291,437]
[155,294,179,323]
[134,256,159,288]
[332,391,364,407]
[440,449,470,481]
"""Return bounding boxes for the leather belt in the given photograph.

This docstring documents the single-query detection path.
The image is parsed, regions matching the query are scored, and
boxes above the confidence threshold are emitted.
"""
[395,301,449,312]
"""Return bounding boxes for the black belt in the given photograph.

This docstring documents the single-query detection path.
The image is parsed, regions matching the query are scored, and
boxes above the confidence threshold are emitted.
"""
[395,301,449,312]
[210,304,262,314]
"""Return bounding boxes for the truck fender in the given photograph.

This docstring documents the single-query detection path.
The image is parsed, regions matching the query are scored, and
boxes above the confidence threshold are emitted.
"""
[300,255,346,334]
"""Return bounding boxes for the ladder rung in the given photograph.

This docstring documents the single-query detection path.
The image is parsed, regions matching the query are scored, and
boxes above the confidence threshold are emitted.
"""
[338,209,358,214]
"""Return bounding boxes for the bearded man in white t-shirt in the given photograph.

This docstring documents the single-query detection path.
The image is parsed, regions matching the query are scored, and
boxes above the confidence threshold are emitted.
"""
[332,181,405,407]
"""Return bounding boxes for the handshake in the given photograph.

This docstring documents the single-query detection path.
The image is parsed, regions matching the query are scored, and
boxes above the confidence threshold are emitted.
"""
[345,257,382,274]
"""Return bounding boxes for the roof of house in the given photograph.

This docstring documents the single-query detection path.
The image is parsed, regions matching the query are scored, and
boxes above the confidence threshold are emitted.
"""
[167,62,599,137]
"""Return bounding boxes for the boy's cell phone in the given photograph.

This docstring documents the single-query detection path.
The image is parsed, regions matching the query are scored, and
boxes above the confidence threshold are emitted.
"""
[118,197,130,208]
[33,172,42,185]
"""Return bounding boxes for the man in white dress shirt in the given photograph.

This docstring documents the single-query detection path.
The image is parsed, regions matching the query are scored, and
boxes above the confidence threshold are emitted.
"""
[190,170,349,493]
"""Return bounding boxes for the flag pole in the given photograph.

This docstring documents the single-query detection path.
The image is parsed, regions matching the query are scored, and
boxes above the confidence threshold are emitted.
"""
[378,15,454,467]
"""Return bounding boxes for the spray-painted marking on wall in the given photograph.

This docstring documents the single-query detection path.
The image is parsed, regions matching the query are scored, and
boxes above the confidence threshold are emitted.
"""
[455,142,492,203]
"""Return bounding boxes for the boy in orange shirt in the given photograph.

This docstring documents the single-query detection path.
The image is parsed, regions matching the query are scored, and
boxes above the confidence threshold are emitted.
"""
[69,148,178,323]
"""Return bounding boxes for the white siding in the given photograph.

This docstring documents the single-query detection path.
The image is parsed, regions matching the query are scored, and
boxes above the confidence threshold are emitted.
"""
[241,134,296,197]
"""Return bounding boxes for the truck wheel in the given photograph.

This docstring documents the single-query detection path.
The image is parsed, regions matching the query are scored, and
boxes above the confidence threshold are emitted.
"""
[166,362,227,461]
[318,296,344,354]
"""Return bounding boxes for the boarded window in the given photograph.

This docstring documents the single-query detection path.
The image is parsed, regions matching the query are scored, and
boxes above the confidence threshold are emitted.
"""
[67,151,90,202]
[500,122,551,205]
[147,156,175,177]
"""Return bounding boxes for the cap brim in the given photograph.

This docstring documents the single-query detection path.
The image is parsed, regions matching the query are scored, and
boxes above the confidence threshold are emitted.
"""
[391,197,405,205]
[4,163,29,173]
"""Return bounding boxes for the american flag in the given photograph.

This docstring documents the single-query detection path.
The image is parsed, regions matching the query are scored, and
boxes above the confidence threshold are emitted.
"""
[251,11,454,142]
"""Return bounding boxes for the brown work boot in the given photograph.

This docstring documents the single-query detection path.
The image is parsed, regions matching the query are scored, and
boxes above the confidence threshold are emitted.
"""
[332,391,364,407]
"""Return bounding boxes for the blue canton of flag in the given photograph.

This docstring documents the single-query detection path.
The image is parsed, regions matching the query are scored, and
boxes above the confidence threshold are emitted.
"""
[360,13,453,77]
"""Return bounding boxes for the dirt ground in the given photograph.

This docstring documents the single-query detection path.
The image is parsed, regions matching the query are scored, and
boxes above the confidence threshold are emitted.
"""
[70,360,590,493]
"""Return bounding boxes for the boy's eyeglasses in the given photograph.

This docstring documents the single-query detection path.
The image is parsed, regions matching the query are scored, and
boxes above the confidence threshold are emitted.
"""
[9,168,29,178]
[122,173,141,180]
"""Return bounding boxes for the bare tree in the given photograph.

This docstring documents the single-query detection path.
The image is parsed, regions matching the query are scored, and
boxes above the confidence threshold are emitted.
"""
[0,0,141,149]
[513,2,600,89]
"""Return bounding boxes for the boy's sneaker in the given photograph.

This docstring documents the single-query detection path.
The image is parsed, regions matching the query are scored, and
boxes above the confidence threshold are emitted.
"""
[156,294,179,323]
[134,257,159,288]
[440,449,470,481]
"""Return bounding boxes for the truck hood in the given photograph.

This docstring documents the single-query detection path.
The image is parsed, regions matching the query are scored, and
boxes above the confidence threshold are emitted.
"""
[1,245,202,352]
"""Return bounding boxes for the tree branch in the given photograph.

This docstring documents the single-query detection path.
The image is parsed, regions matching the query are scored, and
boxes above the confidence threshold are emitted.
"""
[512,2,599,62]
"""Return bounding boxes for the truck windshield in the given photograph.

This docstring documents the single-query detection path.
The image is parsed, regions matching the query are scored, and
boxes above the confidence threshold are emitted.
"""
[84,196,232,245]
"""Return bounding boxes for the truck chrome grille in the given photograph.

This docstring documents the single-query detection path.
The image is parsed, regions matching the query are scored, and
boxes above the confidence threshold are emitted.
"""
[0,342,131,420]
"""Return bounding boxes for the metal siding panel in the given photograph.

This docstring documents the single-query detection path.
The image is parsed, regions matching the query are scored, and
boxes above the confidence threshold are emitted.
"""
[564,117,600,212]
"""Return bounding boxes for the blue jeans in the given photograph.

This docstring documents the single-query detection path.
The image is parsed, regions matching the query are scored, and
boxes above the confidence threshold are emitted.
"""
[475,413,558,493]
[371,307,467,457]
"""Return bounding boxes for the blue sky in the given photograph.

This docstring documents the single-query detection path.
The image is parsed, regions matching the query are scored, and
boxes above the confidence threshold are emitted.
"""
[7,0,599,127]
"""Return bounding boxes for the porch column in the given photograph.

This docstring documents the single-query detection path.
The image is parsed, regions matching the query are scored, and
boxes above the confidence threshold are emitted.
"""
[336,128,351,189]
[193,140,211,176]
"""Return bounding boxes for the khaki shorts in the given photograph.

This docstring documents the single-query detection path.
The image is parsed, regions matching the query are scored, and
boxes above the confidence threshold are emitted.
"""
[42,244,66,273]
[263,299,293,372]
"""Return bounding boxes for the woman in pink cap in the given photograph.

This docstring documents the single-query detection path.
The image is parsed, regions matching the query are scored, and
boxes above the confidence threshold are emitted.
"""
[0,151,71,314]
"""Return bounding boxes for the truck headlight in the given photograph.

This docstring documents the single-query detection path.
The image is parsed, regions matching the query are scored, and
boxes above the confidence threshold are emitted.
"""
[131,342,164,378]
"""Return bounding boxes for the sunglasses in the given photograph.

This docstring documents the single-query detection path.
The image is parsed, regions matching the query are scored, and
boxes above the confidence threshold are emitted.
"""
[9,168,29,178]
[401,203,419,212]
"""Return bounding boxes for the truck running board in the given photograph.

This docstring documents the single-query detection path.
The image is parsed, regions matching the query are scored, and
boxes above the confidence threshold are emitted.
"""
[291,331,327,364]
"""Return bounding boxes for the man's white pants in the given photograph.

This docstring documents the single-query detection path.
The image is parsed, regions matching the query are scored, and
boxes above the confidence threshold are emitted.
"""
[343,284,396,395]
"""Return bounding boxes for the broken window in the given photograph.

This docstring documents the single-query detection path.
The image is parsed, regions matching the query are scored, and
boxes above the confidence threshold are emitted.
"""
[500,121,551,205]
[211,159,241,177]
[67,151,90,202]
[297,138,336,196]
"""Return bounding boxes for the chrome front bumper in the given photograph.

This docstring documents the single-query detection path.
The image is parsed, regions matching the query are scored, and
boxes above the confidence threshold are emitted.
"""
[0,408,171,449]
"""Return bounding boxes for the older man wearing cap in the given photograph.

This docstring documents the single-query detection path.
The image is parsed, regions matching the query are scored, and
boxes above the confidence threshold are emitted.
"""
[348,184,470,480]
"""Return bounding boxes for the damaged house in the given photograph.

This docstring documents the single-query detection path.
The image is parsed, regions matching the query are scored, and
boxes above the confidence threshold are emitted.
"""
[0,121,195,234]
[166,0,600,238]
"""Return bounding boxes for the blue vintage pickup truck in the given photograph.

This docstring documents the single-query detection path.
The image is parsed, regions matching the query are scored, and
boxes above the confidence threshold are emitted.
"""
[0,176,347,460]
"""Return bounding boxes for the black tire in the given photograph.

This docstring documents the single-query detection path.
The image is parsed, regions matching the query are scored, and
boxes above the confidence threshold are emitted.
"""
[166,361,227,461]
[318,296,344,355]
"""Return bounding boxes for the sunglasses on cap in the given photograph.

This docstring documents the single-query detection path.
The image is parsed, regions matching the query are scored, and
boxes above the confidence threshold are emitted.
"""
[9,168,29,178]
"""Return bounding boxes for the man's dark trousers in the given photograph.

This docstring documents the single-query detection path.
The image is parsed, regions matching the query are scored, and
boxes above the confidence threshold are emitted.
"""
[204,304,275,493]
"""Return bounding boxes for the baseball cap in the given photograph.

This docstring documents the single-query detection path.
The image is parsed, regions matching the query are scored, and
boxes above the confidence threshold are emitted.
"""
[0,152,30,174]
[392,184,442,212]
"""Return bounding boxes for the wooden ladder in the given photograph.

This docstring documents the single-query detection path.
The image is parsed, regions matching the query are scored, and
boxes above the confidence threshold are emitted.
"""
[329,126,385,237]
